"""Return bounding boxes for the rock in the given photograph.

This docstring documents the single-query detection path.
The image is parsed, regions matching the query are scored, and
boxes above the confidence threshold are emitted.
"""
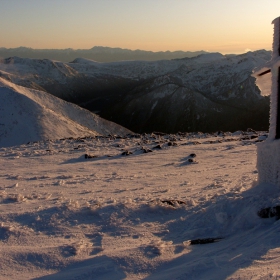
[258,206,280,219]
[75,138,85,143]
[188,237,223,245]
[257,135,268,142]
[153,144,162,149]
[142,147,153,153]
[247,128,256,133]
[122,150,133,156]
[168,141,178,146]
[160,199,186,207]
[85,154,97,159]
[152,131,166,136]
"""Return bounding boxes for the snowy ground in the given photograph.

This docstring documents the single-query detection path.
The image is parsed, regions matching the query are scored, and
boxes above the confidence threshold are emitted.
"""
[1,131,280,280]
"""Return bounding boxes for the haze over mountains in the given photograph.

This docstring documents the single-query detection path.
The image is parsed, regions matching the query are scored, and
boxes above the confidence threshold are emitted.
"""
[0,49,271,134]
[0,47,209,63]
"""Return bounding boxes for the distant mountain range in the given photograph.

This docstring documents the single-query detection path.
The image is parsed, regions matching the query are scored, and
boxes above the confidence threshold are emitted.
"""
[0,47,210,63]
[0,50,271,134]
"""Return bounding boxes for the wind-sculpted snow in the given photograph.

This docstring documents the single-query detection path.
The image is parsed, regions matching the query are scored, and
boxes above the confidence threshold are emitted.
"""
[2,130,280,279]
[0,78,131,147]
[0,50,271,133]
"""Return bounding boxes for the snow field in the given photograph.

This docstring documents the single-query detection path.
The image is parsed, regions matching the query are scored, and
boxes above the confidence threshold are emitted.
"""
[1,132,280,279]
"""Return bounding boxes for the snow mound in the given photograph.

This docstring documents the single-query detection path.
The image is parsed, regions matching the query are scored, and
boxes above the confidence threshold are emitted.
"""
[0,78,131,147]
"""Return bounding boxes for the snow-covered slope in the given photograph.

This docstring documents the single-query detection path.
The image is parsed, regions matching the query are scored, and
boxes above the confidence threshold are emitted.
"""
[2,131,280,280]
[0,78,131,147]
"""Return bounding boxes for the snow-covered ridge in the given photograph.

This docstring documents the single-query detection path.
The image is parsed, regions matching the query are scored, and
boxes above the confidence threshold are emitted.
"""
[0,56,79,85]
[0,78,131,147]
[0,50,271,92]
[0,50,272,133]
[0,50,270,93]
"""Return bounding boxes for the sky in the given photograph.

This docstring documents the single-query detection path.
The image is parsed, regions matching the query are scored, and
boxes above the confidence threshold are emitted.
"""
[1,0,280,54]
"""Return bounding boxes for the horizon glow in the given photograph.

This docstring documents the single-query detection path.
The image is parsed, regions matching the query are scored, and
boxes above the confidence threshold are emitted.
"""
[1,0,279,54]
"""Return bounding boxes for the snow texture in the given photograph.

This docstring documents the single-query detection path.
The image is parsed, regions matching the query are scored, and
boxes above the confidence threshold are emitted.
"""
[1,131,279,279]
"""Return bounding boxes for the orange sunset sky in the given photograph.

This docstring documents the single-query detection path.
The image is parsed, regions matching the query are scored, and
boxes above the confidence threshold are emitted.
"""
[1,0,280,54]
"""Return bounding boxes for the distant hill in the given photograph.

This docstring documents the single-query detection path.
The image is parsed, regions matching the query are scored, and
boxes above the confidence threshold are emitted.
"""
[0,46,209,62]
[0,77,131,147]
